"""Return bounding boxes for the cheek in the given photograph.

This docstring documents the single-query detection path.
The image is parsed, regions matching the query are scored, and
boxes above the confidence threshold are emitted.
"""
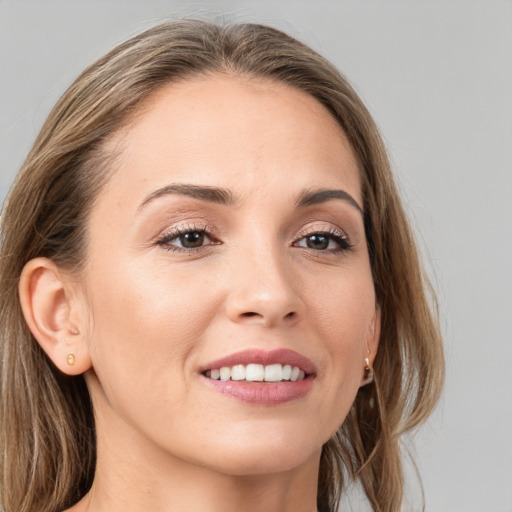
[82,257,223,402]
[310,270,375,343]
[87,254,217,336]
[306,269,376,395]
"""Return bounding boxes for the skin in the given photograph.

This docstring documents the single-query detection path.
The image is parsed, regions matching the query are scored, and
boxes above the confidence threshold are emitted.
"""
[21,75,379,512]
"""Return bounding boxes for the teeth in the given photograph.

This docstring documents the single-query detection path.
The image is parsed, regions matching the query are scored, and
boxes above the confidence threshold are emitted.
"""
[264,364,283,382]
[246,364,265,382]
[206,363,306,382]
[231,364,246,381]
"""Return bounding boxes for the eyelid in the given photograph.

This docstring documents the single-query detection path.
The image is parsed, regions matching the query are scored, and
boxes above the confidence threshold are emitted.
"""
[292,224,353,252]
[153,220,353,254]
[155,222,220,252]
[294,223,349,240]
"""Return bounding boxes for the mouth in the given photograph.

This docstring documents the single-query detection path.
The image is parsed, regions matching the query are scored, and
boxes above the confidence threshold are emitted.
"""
[199,349,316,405]
[203,363,307,382]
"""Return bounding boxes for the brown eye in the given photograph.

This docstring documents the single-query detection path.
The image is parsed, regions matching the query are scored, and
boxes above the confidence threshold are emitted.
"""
[305,234,329,250]
[157,228,217,252]
[179,231,205,248]
[294,229,352,253]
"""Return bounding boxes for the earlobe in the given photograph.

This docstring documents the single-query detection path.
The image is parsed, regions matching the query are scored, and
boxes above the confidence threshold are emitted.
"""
[19,258,91,375]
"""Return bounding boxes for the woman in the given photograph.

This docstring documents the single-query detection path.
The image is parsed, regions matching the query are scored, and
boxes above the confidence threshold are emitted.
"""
[0,20,444,512]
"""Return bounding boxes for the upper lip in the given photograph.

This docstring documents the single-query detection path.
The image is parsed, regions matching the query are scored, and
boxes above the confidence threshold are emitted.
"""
[200,348,317,376]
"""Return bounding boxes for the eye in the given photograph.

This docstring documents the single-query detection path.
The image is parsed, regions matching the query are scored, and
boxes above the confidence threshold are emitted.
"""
[294,229,352,253]
[156,226,218,252]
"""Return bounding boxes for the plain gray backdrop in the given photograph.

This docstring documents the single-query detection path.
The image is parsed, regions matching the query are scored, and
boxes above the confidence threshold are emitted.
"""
[1,1,511,511]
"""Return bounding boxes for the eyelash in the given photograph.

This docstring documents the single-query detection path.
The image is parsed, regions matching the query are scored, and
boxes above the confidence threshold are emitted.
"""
[156,223,219,253]
[292,227,353,254]
[156,225,353,254]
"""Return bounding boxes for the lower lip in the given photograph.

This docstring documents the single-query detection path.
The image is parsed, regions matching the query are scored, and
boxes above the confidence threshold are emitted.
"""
[201,375,315,405]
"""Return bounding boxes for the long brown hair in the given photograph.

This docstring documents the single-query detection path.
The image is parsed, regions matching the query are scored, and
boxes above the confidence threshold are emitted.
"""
[0,20,444,512]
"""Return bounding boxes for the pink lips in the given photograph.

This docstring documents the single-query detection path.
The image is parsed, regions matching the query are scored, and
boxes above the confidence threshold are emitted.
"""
[200,349,316,405]
[200,348,316,375]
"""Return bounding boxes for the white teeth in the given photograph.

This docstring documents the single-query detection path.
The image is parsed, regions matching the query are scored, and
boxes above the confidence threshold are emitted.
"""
[206,363,306,382]
[264,364,283,382]
[231,364,246,381]
[245,364,265,382]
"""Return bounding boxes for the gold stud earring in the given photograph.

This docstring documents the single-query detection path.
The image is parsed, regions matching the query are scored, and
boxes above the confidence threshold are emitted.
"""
[360,356,374,386]
[67,354,76,366]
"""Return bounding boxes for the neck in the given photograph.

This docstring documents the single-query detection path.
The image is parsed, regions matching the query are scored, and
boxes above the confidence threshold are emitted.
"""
[86,460,319,512]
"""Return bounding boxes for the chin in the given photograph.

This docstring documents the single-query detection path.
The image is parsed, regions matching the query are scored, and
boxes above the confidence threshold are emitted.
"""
[204,450,320,477]
[186,426,325,476]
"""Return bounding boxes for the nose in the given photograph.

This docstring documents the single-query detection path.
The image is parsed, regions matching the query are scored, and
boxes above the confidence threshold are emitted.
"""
[224,246,305,328]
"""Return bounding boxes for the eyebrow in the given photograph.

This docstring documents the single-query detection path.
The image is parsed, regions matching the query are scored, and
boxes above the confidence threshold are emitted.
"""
[139,183,237,209]
[139,183,363,215]
[296,188,363,215]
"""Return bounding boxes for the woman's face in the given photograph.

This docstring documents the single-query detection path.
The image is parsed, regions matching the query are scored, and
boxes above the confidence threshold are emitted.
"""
[79,75,379,475]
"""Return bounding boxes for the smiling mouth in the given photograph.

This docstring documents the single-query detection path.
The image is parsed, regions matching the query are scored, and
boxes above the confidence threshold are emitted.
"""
[200,349,315,404]
[203,363,307,383]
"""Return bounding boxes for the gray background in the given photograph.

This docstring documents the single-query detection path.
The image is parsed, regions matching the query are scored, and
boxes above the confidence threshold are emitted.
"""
[1,1,511,511]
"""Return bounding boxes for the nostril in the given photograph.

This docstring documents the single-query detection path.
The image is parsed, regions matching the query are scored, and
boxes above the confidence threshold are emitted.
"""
[241,311,296,319]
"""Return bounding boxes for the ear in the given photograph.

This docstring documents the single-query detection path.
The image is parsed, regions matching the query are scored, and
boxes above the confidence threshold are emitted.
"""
[19,258,92,375]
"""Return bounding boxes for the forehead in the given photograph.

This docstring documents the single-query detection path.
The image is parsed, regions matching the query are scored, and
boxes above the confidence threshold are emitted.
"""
[99,74,362,209]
